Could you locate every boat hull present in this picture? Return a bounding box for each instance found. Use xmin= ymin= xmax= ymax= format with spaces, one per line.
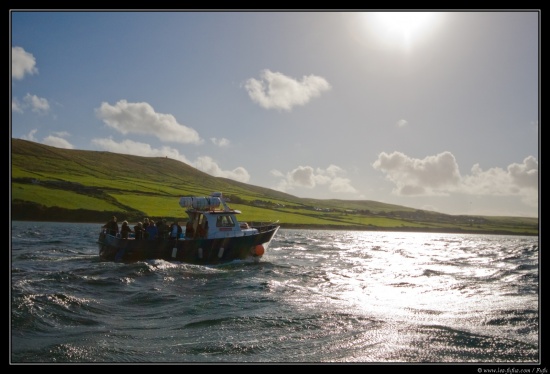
xmin=98 ymin=225 xmax=279 ymax=264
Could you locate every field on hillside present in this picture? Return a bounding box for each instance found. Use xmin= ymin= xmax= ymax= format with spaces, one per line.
xmin=11 ymin=139 xmax=539 ymax=236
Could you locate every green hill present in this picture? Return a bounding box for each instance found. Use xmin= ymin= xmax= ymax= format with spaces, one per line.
xmin=10 ymin=138 xmax=538 ymax=236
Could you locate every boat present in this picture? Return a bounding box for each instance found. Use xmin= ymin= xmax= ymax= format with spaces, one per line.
xmin=98 ymin=192 xmax=280 ymax=264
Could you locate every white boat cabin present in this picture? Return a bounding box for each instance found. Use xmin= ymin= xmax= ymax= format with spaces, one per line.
xmin=180 ymin=192 xmax=259 ymax=240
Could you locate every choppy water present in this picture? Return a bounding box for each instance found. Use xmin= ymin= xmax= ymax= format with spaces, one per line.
xmin=11 ymin=221 xmax=540 ymax=364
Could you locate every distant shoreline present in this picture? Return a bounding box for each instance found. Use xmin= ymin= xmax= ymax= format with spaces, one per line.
xmin=278 ymin=223 xmax=538 ymax=236
xmin=11 ymin=219 xmax=538 ymax=237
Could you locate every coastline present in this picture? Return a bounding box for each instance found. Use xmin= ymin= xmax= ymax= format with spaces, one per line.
xmin=10 ymin=219 xmax=539 ymax=237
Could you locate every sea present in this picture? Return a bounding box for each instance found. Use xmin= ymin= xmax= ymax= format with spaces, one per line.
xmin=10 ymin=221 xmax=542 ymax=367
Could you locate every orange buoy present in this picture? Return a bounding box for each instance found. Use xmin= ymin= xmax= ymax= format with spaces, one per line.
xmin=254 ymin=245 xmax=265 ymax=256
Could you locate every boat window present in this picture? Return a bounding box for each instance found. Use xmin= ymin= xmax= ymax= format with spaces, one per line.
xmin=216 ymin=215 xmax=235 ymax=227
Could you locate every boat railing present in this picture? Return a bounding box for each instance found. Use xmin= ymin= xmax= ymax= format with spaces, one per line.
xmin=250 ymin=221 xmax=280 ymax=232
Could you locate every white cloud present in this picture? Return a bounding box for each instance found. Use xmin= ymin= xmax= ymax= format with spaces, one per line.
xmin=328 ymin=177 xmax=357 ymax=193
xmin=270 ymin=169 xmax=285 ymax=178
xmin=20 ymin=129 xmax=39 ymax=142
xmin=289 ymin=166 xmax=316 ymax=188
xmin=12 ymin=93 xmax=50 ymax=115
xmin=324 ymin=165 xmax=346 ymax=178
xmin=20 ymin=129 xmax=74 ymax=149
xmin=315 ymin=165 xmax=358 ymax=193
xmin=90 ymin=138 xmax=250 ymax=183
xmin=24 ymin=93 xmax=50 ymax=114
xmin=462 ymin=156 xmax=538 ymax=195
xmin=508 ymin=156 xmax=538 ymax=189
xmin=194 ymin=156 xmax=250 ymax=183
xmin=12 ymin=46 xmax=38 ymax=80
xmin=12 ymin=98 xmax=23 ymax=113
xmin=43 ymin=136 xmax=74 ymax=149
xmin=210 ymin=137 xmax=230 ymax=147
xmin=244 ymin=69 xmax=331 ymax=111
xmin=372 ymin=151 xmax=461 ymax=196
xmin=11 ymin=47 xmax=50 ymax=116
xmin=52 ymin=131 xmax=71 ymax=138
xmin=95 ymin=100 xmax=202 ymax=145
xmin=396 ymin=119 xmax=408 ymax=127
xmin=91 ymin=137 xmax=193 ymax=163
xmin=373 ymin=151 xmax=539 ymax=207
xmin=274 ymin=164 xmax=357 ymax=194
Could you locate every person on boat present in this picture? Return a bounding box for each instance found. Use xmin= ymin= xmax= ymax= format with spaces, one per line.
xmin=156 ymin=218 xmax=168 ymax=240
xmin=185 ymin=221 xmax=194 ymax=238
xmin=145 ymin=220 xmax=158 ymax=240
xmin=196 ymin=220 xmax=208 ymax=238
xmin=133 ymin=222 xmax=145 ymax=240
xmin=120 ymin=221 xmax=133 ymax=239
xmin=142 ymin=218 xmax=150 ymax=239
xmin=169 ymin=221 xmax=182 ymax=239
xmin=103 ymin=216 xmax=119 ymax=236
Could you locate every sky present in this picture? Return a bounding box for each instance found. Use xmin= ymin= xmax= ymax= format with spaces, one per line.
xmin=10 ymin=10 xmax=539 ymax=218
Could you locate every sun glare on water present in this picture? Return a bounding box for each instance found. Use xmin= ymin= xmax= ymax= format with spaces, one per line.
xmin=359 ymin=12 xmax=442 ymax=51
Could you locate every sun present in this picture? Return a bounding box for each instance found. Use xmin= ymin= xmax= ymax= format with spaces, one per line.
xmin=359 ymin=12 xmax=441 ymax=51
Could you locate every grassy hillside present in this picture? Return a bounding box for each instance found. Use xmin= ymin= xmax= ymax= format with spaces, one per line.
xmin=11 ymin=139 xmax=538 ymax=236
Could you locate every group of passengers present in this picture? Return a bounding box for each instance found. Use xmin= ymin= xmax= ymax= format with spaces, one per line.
xmin=102 ymin=216 xmax=183 ymax=240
